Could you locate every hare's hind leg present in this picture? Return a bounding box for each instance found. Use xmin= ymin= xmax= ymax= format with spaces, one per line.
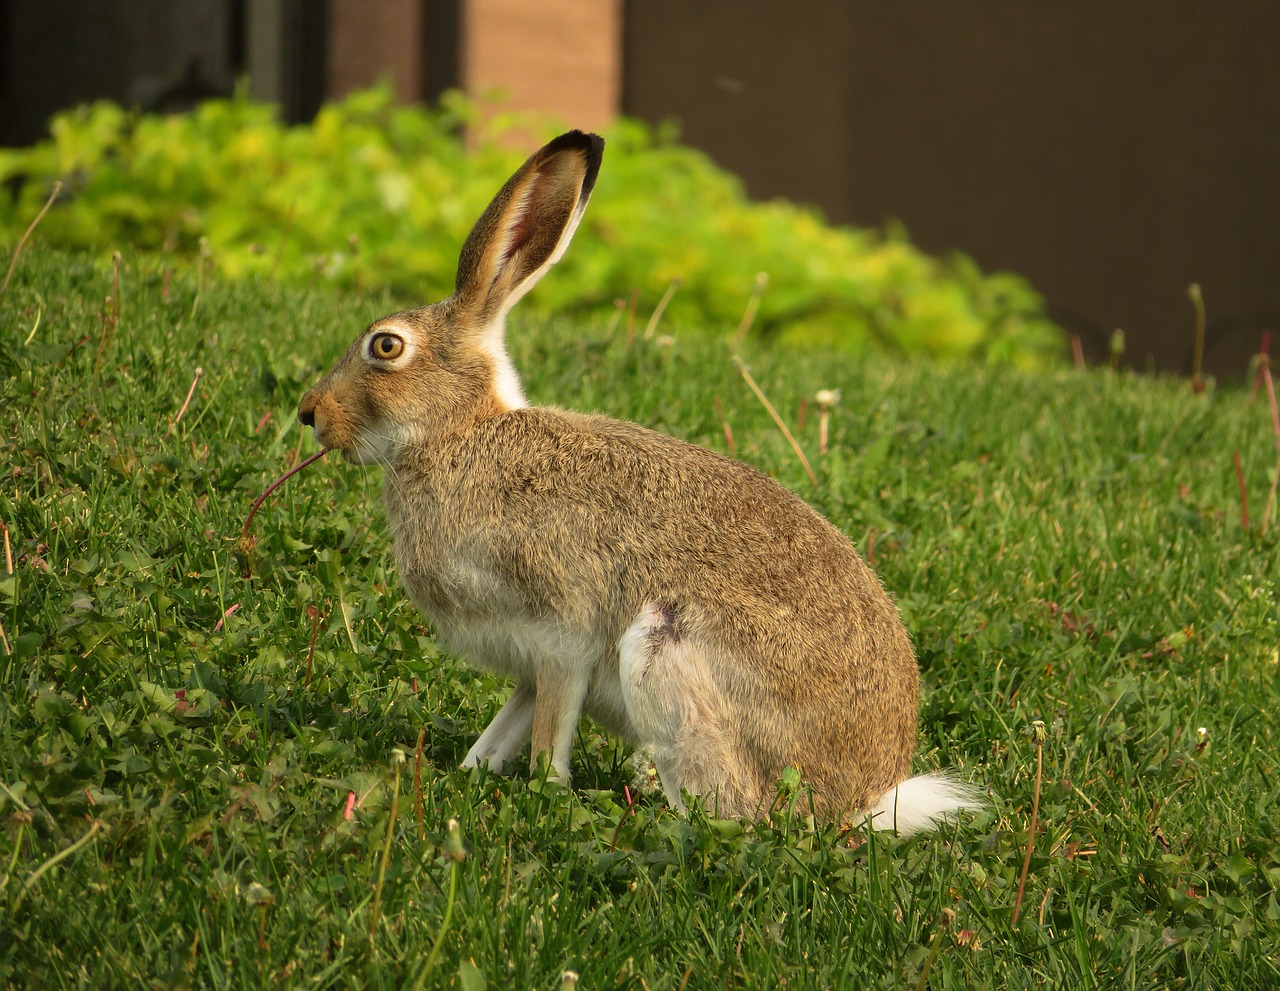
xmin=529 ymin=662 xmax=591 ymax=781
xmin=462 ymin=681 xmax=536 ymax=771
xmin=619 ymin=603 xmax=752 ymax=815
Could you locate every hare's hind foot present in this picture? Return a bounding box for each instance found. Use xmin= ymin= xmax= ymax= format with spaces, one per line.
xmin=619 ymin=602 xmax=758 ymax=816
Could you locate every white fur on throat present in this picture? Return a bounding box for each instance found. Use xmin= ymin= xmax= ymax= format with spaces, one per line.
xmin=862 ymin=773 xmax=985 ymax=837
xmin=479 ymin=315 xmax=529 ymax=410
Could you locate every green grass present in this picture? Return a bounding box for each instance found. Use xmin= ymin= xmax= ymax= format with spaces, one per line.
xmin=1 ymin=248 xmax=1278 ymax=989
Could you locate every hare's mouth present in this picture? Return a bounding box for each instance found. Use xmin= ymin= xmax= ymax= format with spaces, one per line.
xmin=304 ymin=418 xmax=392 ymax=466
xmin=341 ymin=444 xmax=382 ymax=466
xmin=339 ymin=426 xmax=403 ymax=466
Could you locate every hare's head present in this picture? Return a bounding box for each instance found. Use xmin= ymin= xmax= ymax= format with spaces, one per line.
xmin=299 ymin=131 xmax=604 ymax=464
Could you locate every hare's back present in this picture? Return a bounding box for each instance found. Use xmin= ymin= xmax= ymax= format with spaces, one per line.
xmin=468 ymin=408 xmax=908 ymax=668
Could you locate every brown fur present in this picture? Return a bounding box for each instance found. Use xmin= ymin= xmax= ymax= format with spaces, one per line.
xmin=299 ymin=131 xmax=927 ymax=821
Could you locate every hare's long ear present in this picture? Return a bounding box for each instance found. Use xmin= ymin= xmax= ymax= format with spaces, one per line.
xmin=454 ymin=130 xmax=604 ymax=327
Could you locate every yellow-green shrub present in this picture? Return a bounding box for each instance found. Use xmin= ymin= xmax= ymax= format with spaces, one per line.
xmin=0 ymin=85 xmax=1063 ymax=364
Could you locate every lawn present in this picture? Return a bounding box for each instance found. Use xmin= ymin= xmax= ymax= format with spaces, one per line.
xmin=1 ymin=248 xmax=1277 ymax=989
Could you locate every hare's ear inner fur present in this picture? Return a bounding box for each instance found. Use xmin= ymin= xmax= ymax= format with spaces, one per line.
xmin=454 ymin=130 xmax=604 ymax=326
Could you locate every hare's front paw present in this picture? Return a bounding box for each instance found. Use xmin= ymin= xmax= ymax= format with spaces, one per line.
xmin=461 ymin=683 xmax=536 ymax=772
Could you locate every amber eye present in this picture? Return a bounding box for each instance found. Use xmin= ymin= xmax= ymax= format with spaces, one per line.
xmin=368 ymin=332 xmax=405 ymax=361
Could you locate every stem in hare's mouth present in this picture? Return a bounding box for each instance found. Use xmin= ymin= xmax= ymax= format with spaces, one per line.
xmin=242 ymin=448 xmax=329 ymax=541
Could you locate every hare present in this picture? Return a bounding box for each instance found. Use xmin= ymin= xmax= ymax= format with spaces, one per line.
xmin=299 ymin=131 xmax=979 ymax=833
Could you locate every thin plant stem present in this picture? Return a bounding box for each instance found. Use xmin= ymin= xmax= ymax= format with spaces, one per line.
xmin=1249 ymin=331 xmax=1271 ymax=400
xmin=242 ymin=448 xmax=329 ymax=541
xmin=912 ymin=909 xmax=955 ymax=991
xmin=1 ymin=520 xmax=11 ymax=574
xmin=1233 ymin=450 xmax=1250 ymax=529
xmin=164 ymin=367 xmax=205 ymax=439
xmin=1038 ymin=887 xmax=1054 ymax=926
xmin=1071 ymin=334 xmax=1085 ymax=370
xmin=734 ymin=272 xmax=769 ymax=346
xmin=112 ymin=252 xmax=122 ymax=327
xmin=1 ymin=180 xmax=62 ymax=294
xmin=643 ymin=278 xmax=680 ymax=340
xmin=94 ymin=295 xmax=116 ymax=374
xmin=191 ymin=239 xmax=210 ymax=320
xmin=13 ymin=820 xmax=102 ymax=914
xmin=0 ymin=821 xmax=25 ymax=892
xmin=417 ymin=820 xmax=465 ymax=984
xmin=712 ymin=396 xmax=735 ymax=457
xmin=814 ymin=390 xmax=838 ymax=456
xmin=1188 ymin=284 xmax=1206 ymax=392
xmin=338 ymin=584 xmax=357 ymax=652
xmin=1262 ymin=362 xmax=1280 ymax=452
xmin=1261 ymin=458 xmax=1280 ymax=534
xmin=417 ymin=859 xmax=459 ymax=982
xmin=271 ymin=202 xmax=296 ymax=282
xmin=1012 ymin=722 xmax=1046 ymax=926
xmin=732 ymin=357 xmax=818 ymax=487
xmin=303 ymin=605 xmax=320 ymax=688
xmin=624 ymin=288 xmax=639 ymax=347
xmin=23 ymin=306 xmax=42 ymax=346
xmin=368 ymin=756 xmax=402 ymax=943
xmin=257 ymin=903 xmax=270 ymax=951
xmin=289 ymin=422 xmax=306 ymax=467
xmin=1108 ymin=329 xmax=1125 ymax=371
xmin=414 ymin=726 xmax=427 ymax=840
xmin=603 ymin=298 xmax=625 ymax=338
xmin=609 ymin=786 xmax=637 ymax=852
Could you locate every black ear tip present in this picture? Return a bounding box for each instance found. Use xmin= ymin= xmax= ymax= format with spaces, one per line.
xmin=545 ymin=129 xmax=604 ymax=154
xmin=543 ymin=130 xmax=605 ymax=195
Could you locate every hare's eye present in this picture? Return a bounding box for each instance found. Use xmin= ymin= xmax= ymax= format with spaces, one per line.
xmin=368 ymin=332 xmax=405 ymax=361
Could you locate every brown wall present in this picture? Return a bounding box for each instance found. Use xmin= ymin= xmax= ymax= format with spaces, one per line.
xmin=329 ymin=0 xmax=423 ymax=103
xmin=624 ymin=2 xmax=1280 ymax=374
xmin=326 ymin=0 xmax=622 ymax=142
xmin=461 ymin=0 xmax=621 ymax=135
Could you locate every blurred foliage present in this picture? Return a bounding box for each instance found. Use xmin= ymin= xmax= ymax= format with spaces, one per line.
xmin=0 ymin=84 xmax=1064 ymax=364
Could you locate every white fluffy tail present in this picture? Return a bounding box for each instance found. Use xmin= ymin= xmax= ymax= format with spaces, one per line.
xmin=862 ymin=773 xmax=985 ymax=837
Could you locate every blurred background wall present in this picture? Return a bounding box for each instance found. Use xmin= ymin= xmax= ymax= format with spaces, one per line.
xmin=2 ymin=0 xmax=1277 ymax=375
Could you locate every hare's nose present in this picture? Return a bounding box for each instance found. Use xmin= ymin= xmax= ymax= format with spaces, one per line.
xmin=299 ymin=391 xmax=317 ymax=428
